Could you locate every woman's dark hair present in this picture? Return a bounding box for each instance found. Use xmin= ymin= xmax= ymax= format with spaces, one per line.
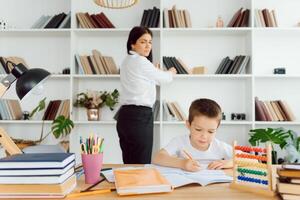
xmin=127 ymin=26 xmax=153 ymax=62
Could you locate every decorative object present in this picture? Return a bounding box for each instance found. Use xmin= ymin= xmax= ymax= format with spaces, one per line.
xmin=74 ymin=89 xmax=119 ymax=121
xmin=273 ymin=67 xmax=286 ymax=74
xmin=216 ymin=16 xmax=224 ymax=27
xmin=249 ymin=128 xmax=300 ymax=163
xmin=231 ymin=113 xmax=246 ymax=120
xmin=93 ymin=0 xmax=138 ymax=9
xmin=192 ymin=66 xmax=207 ymax=74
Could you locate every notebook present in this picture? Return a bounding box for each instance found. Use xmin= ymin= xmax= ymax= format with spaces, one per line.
xmin=0 ymin=153 xmax=75 ymax=169
xmin=113 ymin=168 xmax=173 ymax=196
xmin=103 ymin=165 xmax=233 ymax=188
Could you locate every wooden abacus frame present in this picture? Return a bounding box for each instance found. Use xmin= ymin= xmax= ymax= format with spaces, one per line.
xmin=230 ymin=141 xmax=275 ymax=196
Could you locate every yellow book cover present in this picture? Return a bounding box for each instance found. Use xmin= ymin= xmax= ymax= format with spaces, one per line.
xmin=114 ymin=168 xmax=173 ymax=196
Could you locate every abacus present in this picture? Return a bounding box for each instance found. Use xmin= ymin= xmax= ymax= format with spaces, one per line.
xmin=230 ymin=141 xmax=275 ymax=196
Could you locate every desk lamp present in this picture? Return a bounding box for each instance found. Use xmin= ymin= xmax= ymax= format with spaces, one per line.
xmin=0 ymin=61 xmax=50 ymax=155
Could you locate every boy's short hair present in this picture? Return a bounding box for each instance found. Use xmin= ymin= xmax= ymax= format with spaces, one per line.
xmin=188 ymin=98 xmax=222 ymax=125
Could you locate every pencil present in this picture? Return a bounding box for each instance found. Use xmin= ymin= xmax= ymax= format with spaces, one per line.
xmin=182 ymin=149 xmax=200 ymax=167
xmin=67 ymin=189 xmax=111 ymax=198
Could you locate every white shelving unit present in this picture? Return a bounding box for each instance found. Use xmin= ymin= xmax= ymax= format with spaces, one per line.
xmin=1 ymin=0 xmax=300 ymax=163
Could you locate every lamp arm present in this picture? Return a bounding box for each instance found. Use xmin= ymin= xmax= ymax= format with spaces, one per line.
xmin=0 ymin=127 xmax=22 ymax=155
xmin=0 ymin=74 xmax=17 ymax=97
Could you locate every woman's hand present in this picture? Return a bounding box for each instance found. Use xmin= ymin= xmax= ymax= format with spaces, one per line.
xmin=207 ymin=160 xmax=232 ymax=170
xmin=182 ymin=159 xmax=201 ymax=172
xmin=168 ymin=67 xmax=177 ymax=75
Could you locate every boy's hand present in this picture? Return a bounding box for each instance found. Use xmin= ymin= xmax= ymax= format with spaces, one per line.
xmin=182 ymin=159 xmax=201 ymax=172
xmin=207 ymin=160 xmax=230 ymax=170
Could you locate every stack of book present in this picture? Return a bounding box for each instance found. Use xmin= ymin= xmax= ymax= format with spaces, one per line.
xmin=255 ymin=9 xmax=278 ymax=27
xmin=255 ymin=97 xmax=295 ymax=121
xmin=0 ymin=153 xmax=76 ymax=198
xmin=75 ymin=50 xmax=118 ymax=75
xmin=140 ymin=7 xmax=160 ymax=28
xmin=76 ymin=12 xmax=115 ymax=28
xmin=163 ymin=5 xmax=192 ymax=28
xmin=227 ymin=8 xmax=250 ymax=27
xmin=163 ymin=100 xmax=187 ymax=121
xmin=0 ymin=99 xmax=22 ymax=120
xmin=277 ymin=164 xmax=300 ymax=200
xmin=0 ymin=56 xmax=28 ymax=74
xmin=31 ymin=12 xmax=71 ymax=29
xmin=163 ymin=56 xmax=190 ymax=74
xmin=215 ymin=55 xmax=250 ymax=74
xmin=42 ymin=99 xmax=70 ymax=120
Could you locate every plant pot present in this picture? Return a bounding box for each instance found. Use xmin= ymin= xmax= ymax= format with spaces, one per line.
xmin=87 ymin=108 xmax=100 ymax=121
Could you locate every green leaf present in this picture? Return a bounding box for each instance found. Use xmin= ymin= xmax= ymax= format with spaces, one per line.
xmin=29 ymin=98 xmax=46 ymax=118
xmin=51 ymin=115 xmax=74 ymax=139
xmin=248 ymin=128 xmax=290 ymax=149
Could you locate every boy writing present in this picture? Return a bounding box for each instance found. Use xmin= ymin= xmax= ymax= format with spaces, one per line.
xmin=153 ymin=98 xmax=233 ymax=172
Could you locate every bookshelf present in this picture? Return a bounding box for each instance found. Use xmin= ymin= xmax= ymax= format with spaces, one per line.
xmin=1 ymin=0 xmax=300 ymax=163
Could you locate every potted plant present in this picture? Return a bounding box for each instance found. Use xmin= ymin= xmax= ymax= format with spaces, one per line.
xmin=13 ymin=98 xmax=74 ymax=152
xmin=74 ymin=89 xmax=119 ymax=121
xmin=249 ymin=128 xmax=300 ymax=164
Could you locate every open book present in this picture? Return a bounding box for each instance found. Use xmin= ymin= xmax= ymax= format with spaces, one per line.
xmin=102 ymin=165 xmax=233 ymax=188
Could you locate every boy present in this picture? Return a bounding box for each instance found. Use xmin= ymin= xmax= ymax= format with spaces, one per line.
xmin=153 ymin=98 xmax=233 ymax=172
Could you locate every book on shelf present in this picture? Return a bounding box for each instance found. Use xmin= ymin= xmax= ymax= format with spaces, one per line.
xmin=0 ymin=56 xmax=28 ymax=74
xmin=42 ymin=99 xmax=70 ymax=120
xmin=163 ymin=56 xmax=189 ymax=74
xmin=255 ymin=9 xmax=278 ymax=27
xmin=140 ymin=7 xmax=160 ymax=28
xmin=0 ymin=153 xmax=75 ymax=169
xmin=215 ymin=55 xmax=250 ymax=74
xmin=0 ymin=99 xmax=22 ymax=120
xmin=227 ymin=8 xmax=250 ymax=27
xmin=0 ymin=174 xmax=76 ymax=198
xmin=255 ymin=97 xmax=295 ymax=121
xmin=75 ymin=50 xmax=118 ymax=75
xmin=113 ymin=168 xmax=173 ymax=196
xmin=163 ymin=5 xmax=192 ymax=28
xmin=76 ymin=12 xmax=115 ymax=28
xmin=31 ymin=12 xmax=70 ymax=29
xmin=152 ymin=100 xmax=160 ymax=121
xmin=163 ymin=100 xmax=186 ymax=121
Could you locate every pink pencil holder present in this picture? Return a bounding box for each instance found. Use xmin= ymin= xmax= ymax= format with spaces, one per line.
xmin=81 ymin=153 xmax=103 ymax=184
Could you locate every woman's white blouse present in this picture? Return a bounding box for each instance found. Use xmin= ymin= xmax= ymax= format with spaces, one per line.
xmin=120 ymin=51 xmax=173 ymax=108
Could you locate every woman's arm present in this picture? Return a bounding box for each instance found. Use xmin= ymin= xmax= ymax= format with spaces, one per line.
xmin=140 ymin=57 xmax=176 ymax=84
xmin=152 ymin=149 xmax=200 ymax=172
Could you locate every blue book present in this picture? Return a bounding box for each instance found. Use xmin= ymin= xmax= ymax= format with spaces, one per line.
xmin=0 ymin=153 xmax=75 ymax=169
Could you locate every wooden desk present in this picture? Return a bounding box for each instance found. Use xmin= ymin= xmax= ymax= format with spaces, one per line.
xmin=66 ymin=164 xmax=280 ymax=200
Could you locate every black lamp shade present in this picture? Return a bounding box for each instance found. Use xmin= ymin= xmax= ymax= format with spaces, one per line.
xmin=15 ymin=68 xmax=50 ymax=99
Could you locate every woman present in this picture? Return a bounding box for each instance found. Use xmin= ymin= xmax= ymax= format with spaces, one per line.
xmin=116 ymin=26 xmax=176 ymax=164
